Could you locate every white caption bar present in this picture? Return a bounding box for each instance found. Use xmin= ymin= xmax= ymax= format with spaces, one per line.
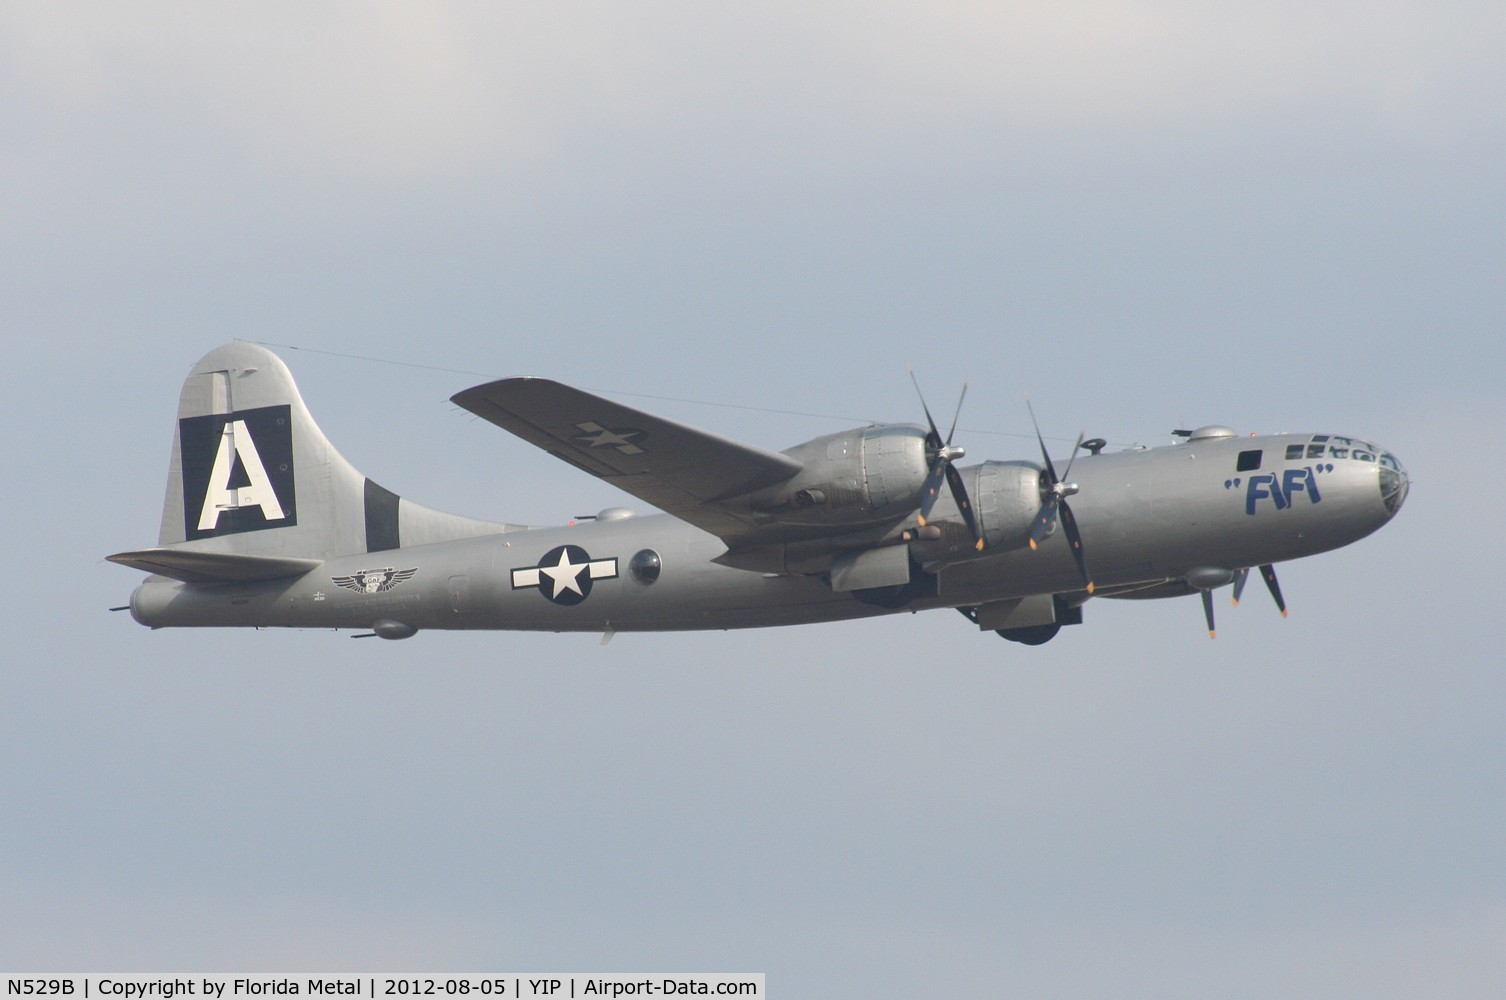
xmin=2 ymin=977 xmax=764 ymax=1000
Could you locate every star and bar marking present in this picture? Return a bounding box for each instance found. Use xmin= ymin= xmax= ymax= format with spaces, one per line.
xmin=573 ymin=421 xmax=645 ymax=455
xmin=512 ymin=545 xmax=619 ymax=605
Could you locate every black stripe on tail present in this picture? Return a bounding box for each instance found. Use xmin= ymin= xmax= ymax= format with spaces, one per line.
xmin=364 ymin=479 xmax=401 ymax=552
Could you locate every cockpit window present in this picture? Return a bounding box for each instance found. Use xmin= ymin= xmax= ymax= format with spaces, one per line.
xmin=1236 ymin=449 xmax=1263 ymax=472
xmin=1305 ymin=434 xmax=1386 ymax=464
xmin=1285 ymin=444 xmax=1305 ymax=460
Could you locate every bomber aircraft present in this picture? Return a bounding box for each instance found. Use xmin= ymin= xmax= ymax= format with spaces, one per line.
xmin=109 ymin=343 xmax=1408 ymax=644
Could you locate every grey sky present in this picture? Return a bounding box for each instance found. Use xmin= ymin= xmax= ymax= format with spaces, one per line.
xmin=3 ymin=4 xmax=1503 ymax=996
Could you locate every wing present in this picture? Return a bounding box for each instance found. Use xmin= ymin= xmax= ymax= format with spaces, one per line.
xmin=451 ymin=377 xmax=803 ymax=541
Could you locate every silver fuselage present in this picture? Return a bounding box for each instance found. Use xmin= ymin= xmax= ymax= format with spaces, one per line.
xmin=129 ymin=431 xmax=1405 ymax=634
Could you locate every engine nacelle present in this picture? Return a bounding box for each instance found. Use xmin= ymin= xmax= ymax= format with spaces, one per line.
xmin=751 ymin=431 xmax=1044 ymax=553
xmin=760 ymin=424 xmax=931 ymax=521
xmin=902 ymin=460 xmax=1042 ymax=563
xmin=857 ymin=424 xmax=931 ymax=510
xmin=967 ymin=460 xmax=1044 ymax=550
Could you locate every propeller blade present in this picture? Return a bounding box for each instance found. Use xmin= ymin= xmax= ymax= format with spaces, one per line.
xmin=909 ymin=367 xmax=943 ymax=449
xmin=1026 ymin=399 xmax=1061 ymax=486
xmin=945 ymin=382 xmax=968 ymax=446
xmin=917 ymin=458 xmax=948 ymax=524
xmin=909 ymin=369 xmax=972 ymax=539
xmin=1059 ymin=431 xmax=1087 ymax=484
xmin=945 ymin=461 xmax=985 ymax=551
xmin=1232 ymin=565 xmax=1287 ymax=617
xmin=1025 ymin=400 xmax=1093 ymax=592
xmin=1029 ymin=493 xmax=1059 ymax=550
xmin=1201 ymin=589 xmax=1217 ymax=639
xmin=1057 ymin=499 xmax=1094 ymax=594
xmin=1260 ymin=564 xmax=1288 ymax=617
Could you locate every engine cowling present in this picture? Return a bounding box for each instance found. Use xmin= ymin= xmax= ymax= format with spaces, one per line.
xmin=901 ymin=460 xmax=1042 ymax=562
xmin=857 ymin=424 xmax=930 ymax=511
xmin=967 ymin=460 xmax=1043 ymax=550
xmin=761 ymin=424 xmax=932 ymax=521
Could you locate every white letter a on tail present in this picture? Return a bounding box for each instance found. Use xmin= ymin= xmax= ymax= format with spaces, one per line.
xmin=198 ymin=419 xmax=287 ymax=530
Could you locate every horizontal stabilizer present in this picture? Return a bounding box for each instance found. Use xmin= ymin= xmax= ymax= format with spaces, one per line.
xmin=107 ymin=548 xmax=322 ymax=584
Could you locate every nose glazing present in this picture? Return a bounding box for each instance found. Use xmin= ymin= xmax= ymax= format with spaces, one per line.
xmin=1379 ymin=451 xmax=1408 ymax=516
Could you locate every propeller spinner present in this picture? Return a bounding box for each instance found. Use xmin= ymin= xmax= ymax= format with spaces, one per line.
xmin=910 ymin=369 xmax=984 ymax=551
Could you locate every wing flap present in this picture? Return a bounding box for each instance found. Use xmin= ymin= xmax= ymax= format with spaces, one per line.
xmin=452 ymin=378 xmax=803 ymax=538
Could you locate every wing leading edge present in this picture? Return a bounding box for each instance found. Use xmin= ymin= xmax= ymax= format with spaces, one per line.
xmin=452 ymin=378 xmax=803 ymax=541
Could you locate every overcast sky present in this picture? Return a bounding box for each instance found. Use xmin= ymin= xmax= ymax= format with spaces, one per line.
xmin=3 ymin=3 xmax=1503 ymax=996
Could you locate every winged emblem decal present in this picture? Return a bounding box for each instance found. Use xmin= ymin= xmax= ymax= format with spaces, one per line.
xmin=331 ymin=567 xmax=418 ymax=594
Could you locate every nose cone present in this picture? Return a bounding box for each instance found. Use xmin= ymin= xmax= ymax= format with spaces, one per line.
xmin=1379 ymin=450 xmax=1408 ymax=517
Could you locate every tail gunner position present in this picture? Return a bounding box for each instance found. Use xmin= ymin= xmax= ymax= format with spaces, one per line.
xmin=109 ymin=343 xmax=1407 ymax=644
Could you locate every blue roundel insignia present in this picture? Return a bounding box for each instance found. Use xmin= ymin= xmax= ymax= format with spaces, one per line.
xmin=511 ymin=545 xmax=619 ymax=605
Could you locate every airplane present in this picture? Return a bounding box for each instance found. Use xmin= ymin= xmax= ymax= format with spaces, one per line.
xmin=108 ymin=342 xmax=1409 ymax=644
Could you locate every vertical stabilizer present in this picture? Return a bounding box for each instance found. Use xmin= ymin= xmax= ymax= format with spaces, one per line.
xmin=157 ymin=342 xmax=363 ymax=556
xmin=109 ymin=342 xmax=510 ymax=579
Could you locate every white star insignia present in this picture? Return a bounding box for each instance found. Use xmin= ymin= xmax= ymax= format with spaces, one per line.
xmin=573 ymin=421 xmax=645 ymax=455
xmin=511 ymin=546 xmax=620 ymax=604
xmin=540 ymin=547 xmax=589 ymax=598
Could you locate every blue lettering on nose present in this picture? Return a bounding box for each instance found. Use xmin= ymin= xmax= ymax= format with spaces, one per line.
xmin=1245 ymin=467 xmax=1322 ymax=515
xmin=1246 ymin=474 xmax=1285 ymax=515
xmin=1286 ymin=467 xmax=1322 ymax=505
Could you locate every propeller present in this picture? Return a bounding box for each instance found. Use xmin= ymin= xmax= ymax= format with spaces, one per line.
xmin=1192 ymin=565 xmax=1285 ymax=639
xmin=1233 ymin=564 xmax=1288 ymax=617
xmin=910 ymin=368 xmax=984 ymax=551
xmin=1026 ymin=400 xmax=1094 ymax=594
